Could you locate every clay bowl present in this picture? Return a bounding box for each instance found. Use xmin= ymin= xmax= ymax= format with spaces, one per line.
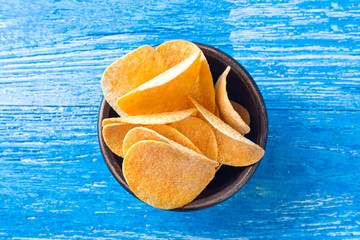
xmin=98 ymin=42 xmax=268 ymax=211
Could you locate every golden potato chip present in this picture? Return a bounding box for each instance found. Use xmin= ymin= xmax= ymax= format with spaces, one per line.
xmin=123 ymin=127 xmax=171 ymax=155
xmin=230 ymin=100 xmax=250 ymax=126
xmin=123 ymin=126 xmax=201 ymax=155
xmin=101 ymin=45 xmax=166 ymax=117
xmin=215 ymin=66 xmax=250 ymax=135
xmin=193 ymin=53 xmax=216 ymax=113
xmin=145 ymin=125 xmax=202 ymax=154
xmin=103 ymin=108 xmax=196 ymax=127
xmin=155 ymin=40 xmax=199 ymax=68
xmin=117 ymin=51 xmax=201 ymax=115
xmin=102 ymin=123 xmax=141 ymax=157
xmin=214 ymin=103 xmax=220 ymax=117
xmin=123 ymin=140 xmax=218 ymax=209
xmin=156 ymin=40 xmax=215 ymax=113
xmin=190 ymin=97 xmax=264 ymax=166
xmin=170 ymin=117 xmax=218 ymax=160
xmin=109 ymin=108 xmax=197 ymax=125
xmin=102 ymin=117 xmax=123 ymax=127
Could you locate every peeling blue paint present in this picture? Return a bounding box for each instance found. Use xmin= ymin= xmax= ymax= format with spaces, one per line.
xmin=0 ymin=0 xmax=360 ymax=239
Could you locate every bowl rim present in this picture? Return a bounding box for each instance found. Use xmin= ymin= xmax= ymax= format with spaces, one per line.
xmin=97 ymin=42 xmax=268 ymax=211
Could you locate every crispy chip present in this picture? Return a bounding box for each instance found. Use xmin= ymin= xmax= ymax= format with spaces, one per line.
xmin=109 ymin=108 xmax=197 ymax=125
xmin=101 ymin=45 xmax=166 ymax=117
xmin=214 ymin=103 xmax=220 ymax=117
xmin=102 ymin=123 xmax=141 ymax=157
xmin=155 ymin=40 xmax=199 ymax=68
xmin=230 ymin=100 xmax=250 ymax=126
xmin=123 ymin=127 xmax=171 ymax=156
xmin=102 ymin=117 xmax=123 ymax=127
xmin=156 ymin=40 xmax=215 ymax=113
xmin=123 ymin=140 xmax=218 ymax=209
xmin=117 ymin=51 xmax=201 ymax=115
xmin=170 ymin=116 xmax=218 ymax=160
xmin=190 ymin=97 xmax=264 ymax=166
xmin=123 ymin=126 xmax=201 ymax=155
xmin=215 ymin=66 xmax=250 ymax=135
xmin=145 ymin=125 xmax=202 ymax=154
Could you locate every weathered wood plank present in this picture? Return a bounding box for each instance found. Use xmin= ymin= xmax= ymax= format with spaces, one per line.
xmin=1 ymin=0 xmax=359 ymax=238
xmin=0 ymin=40 xmax=359 ymax=110
xmin=0 ymin=106 xmax=359 ymax=238
xmin=0 ymin=0 xmax=359 ymax=110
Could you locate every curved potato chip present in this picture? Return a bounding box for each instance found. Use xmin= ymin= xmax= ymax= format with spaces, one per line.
xmin=117 ymin=51 xmax=201 ymax=115
xmin=123 ymin=140 xmax=218 ymax=209
xmin=230 ymin=100 xmax=250 ymax=126
xmin=193 ymin=52 xmax=216 ymax=113
xmin=102 ymin=123 xmax=141 ymax=157
xmin=190 ymin=97 xmax=264 ymax=167
xmin=111 ymin=108 xmax=197 ymax=125
xmin=123 ymin=126 xmax=201 ymax=155
xmin=215 ymin=66 xmax=250 ymax=135
xmin=156 ymin=40 xmax=215 ymax=113
xmin=155 ymin=40 xmax=199 ymax=68
xmin=170 ymin=117 xmax=218 ymax=160
xmin=145 ymin=125 xmax=202 ymax=154
xmin=101 ymin=45 xmax=166 ymax=117
xmin=102 ymin=117 xmax=123 ymax=127
xmin=214 ymin=103 xmax=220 ymax=117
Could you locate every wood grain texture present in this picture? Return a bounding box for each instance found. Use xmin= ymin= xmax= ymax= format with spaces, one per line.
xmin=1 ymin=107 xmax=359 ymax=238
xmin=1 ymin=0 xmax=359 ymax=110
xmin=1 ymin=0 xmax=359 ymax=238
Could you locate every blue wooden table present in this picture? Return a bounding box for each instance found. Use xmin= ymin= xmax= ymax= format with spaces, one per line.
xmin=1 ymin=0 xmax=359 ymax=239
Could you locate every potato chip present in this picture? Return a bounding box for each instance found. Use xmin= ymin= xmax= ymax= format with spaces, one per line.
xmin=109 ymin=108 xmax=197 ymax=125
xmin=145 ymin=125 xmax=202 ymax=154
xmin=123 ymin=140 xmax=218 ymax=209
xmin=215 ymin=66 xmax=250 ymax=135
xmin=102 ymin=117 xmax=123 ymax=127
xmin=156 ymin=40 xmax=215 ymax=113
xmin=192 ymin=53 xmax=216 ymax=113
xmin=117 ymin=51 xmax=201 ymax=115
xmin=155 ymin=40 xmax=199 ymax=68
xmin=123 ymin=126 xmax=201 ymax=155
xmin=190 ymin=97 xmax=264 ymax=166
xmin=101 ymin=45 xmax=166 ymax=117
xmin=102 ymin=123 xmax=141 ymax=157
xmin=123 ymin=127 xmax=171 ymax=155
xmin=230 ymin=100 xmax=250 ymax=126
xmin=214 ymin=103 xmax=220 ymax=117
xmin=170 ymin=116 xmax=218 ymax=160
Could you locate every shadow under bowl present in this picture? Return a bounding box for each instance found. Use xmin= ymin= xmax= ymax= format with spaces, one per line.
xmin=98 ymin=42 xmax=268 ymax=211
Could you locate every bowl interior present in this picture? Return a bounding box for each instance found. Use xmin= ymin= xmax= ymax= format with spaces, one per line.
xmin=98 ymin=43 xmax=268 ymax=211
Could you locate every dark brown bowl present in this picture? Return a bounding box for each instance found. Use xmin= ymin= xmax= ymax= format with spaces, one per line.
xmin=97 ymin=42 xmax=268 ymax=211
